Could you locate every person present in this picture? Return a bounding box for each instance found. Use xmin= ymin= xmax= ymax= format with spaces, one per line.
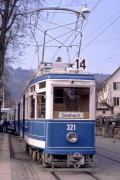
xmin=2 ymin=119 xmax=7 ymax=133
xmin=0 ymin=119 xmax=4 ymax=132
xmin=102 ymin=117 xmax=106 ymax=125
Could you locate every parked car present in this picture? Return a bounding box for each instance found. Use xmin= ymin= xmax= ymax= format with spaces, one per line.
xmin=107 ymin=118 xmax=120 ymax=126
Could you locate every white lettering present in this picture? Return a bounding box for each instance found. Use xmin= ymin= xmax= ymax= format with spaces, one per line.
xmin=67 ymin=124 xmax=76 ymax=131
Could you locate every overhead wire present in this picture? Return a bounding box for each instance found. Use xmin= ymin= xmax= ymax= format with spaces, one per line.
xmin=51 ymin=17 xmax=84 ymax=61
xmin=70 ymin=0 xmax=104 ymax=59
xmin=84 ymin=10 xmax=120 ymax=41
xmin=38 ymin=17 xmax=81 ymax=34
xmin=82 ymin=0 xmax=103 ymax=32
xmin=90 ymin=37 xmax=120 ymax=44
xmin=32 ymin=23 xmax=77 ymax=47
xmin=45 ymin=0 xmax=63 ymax=31
xmin=89 ymin=52 xmax=120 ymax=68
xmin=29 ymin=0 xmax=112 ymax=68
xmin=88 ymin=0 xmax=103 ymax=16
xmin=82 ymin=14 xmax=120 ymax=52
xmin=30 ymin=0 xmax=92 ymax=65
xmin=30 ymin=0 xmax=63 ymax=67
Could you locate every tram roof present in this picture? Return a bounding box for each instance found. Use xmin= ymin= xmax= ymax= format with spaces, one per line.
xmin=29 ymin=73 xmax=95 ymax=87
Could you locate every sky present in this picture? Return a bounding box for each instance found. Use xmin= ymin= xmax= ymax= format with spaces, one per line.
xmin=12 ymin=0 xmax=120 ymax=75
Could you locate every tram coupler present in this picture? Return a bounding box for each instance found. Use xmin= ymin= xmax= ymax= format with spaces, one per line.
xmin=67 ymin=152 xmax=84 ymax=168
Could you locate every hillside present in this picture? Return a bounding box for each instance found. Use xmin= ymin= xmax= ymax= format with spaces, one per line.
xmin=94 ymin=73 xmax=110 ymax=88
xmin=4 ymin=66 xmax=110 ymax=106
xmin=5 ymin=66 xmax=34 ymax=103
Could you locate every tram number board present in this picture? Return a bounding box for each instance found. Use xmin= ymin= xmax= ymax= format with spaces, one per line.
xmin=67 ymin=124 xmax=76 ymax=131
xmin=75 ymin=58 xmax=87 ymax=70
xmin=59 ymin=112 xmax=83 ymax=119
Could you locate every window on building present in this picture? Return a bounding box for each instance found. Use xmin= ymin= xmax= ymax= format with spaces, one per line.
xmin=37 ymin=92 xmax=46 ymax=118
xmin=113 ymin=82 xmax=120 ymax=90
xmin=53 ymin=87 xmax=90 ymax=119
xmin=113 ymin=97 xmax=120 ymax=106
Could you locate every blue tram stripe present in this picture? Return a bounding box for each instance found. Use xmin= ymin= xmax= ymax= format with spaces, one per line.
xmin=28 ymin=73 xmax=94 ymax=88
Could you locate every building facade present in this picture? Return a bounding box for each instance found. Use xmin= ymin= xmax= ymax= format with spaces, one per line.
xmin=97 ymin=67 xmax=120 ymax=116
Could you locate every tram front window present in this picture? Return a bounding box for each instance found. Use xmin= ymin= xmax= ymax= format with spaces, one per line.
xmin=53 ymin=87 xmax=90 ymax=119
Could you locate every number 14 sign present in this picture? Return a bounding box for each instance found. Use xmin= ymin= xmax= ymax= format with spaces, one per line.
xmin=74 ymin=58 xmax=87 ymax=71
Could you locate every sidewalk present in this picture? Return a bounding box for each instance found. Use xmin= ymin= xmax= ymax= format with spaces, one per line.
xmin=0 ymin=133 xmax=12 ymax=180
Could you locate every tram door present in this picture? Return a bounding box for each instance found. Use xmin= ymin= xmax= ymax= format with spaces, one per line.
xmin=23 ymin=95 xmax=25 ymax=138
xmin=18 ymin=103 xmax=20 ymax=134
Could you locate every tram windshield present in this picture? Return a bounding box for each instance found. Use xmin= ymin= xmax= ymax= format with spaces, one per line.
xmin=53 ymin=87 xmax=90 ymax=119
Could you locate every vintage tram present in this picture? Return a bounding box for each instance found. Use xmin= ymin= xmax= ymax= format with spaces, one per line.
xmin=15 ymin=59 xmax=96 ymax=168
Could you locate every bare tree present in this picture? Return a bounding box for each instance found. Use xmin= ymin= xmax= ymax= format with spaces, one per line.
xmin=97 ymin=84 xmax=114 ymax=114
xmin=0 ymin=0 xmax=44 ymax=77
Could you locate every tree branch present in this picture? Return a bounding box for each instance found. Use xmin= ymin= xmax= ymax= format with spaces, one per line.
xmin=7 ymin=0 xmax=18 ymax=23
xmin=6 ymin=14 xmax=17 ymax=32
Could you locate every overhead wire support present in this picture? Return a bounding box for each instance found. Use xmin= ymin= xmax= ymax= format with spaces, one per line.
xmin=30 ymin=5 xmax=90 ymax=65
xmin=41 ymin=30 xmax=47 ymax=64
xmin=78 ymin=20 xmax=84 ymax=58
xmin=32 ymin=7 xmax=86 ymax=19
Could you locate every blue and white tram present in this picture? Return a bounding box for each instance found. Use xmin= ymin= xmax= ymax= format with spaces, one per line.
xmin=0 ymin=108 xmax=15 ymax=132
xmin=18 ymin=61 xmax=96 ymax=168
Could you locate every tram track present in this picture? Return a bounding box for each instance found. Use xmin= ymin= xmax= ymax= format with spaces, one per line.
xmin=51 ymin=172 xmax=62 ymax=180
xmin=50 ymin=169 xmax=102 ymax=180
xmin=96 ymin=152 xmax=120 ymax=164
xmin=96 ymin=146 xmax=120 ymax=164
xmin=85 ymin=172 xmax=102 ymax=180
xmin=9 ymin=133 xmax=120 ymax=180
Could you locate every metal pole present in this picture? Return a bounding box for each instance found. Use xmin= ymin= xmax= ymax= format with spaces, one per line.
xmin=38 ymin=46 xmax=40 ymax=66
xmin=32 ymin=7 xmax=85 ymax=18
xmin=78 ymin=32 xmax=82 ymax=58
xmin=41 ymin=30 xmax=46 ymax=64
xmin=78 ymin=20 xmax=84 ymax=58
xmin=2 ymin=78 xmax=4 ymax=108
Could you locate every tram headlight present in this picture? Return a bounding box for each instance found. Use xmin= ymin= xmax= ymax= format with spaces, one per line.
xmin=66 ymin=132 xmax=78 ymax=143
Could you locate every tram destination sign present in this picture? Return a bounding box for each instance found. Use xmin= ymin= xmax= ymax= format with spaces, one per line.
xmin=59 ymin=112 xmax=83 ymax=119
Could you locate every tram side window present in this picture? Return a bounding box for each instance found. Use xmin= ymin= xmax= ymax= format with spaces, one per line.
xmin=25 ymin=98 xmax=29 ymax=119
xmin=30 ymin=95 xmax=35 ymax=118
xmin=53 ymin=87 xmax=90 ymax=119
xmin=37 ymin=92 xmax=46 ymax=118
xmin=20 ymin=103 xmax=23 ymax=120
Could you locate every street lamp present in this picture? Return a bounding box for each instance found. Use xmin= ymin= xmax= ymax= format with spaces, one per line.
xmin=82 ymin=4 xmax=90 ymax=14
xmin=77 ymin=4 xmax=90 ymax=58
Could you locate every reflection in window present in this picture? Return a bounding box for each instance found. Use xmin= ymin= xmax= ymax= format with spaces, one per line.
xmin=30 ymin=85 xmax=35 ymax=93
xmin=37 ymin=92 xmax=46 ymax=118
xmin=54 ymin=88 xmax=63 ymax=103
xmin=30 ymin=95 xmax=35 ymax=118
xmin=113 ymin=97 xmax=120 ymax=106
xmin=26 ymin=98 xmax=29 ymax=119
xmin=53 ymin=87 xmax=90 ymax=119
xmin=39 ymin=82 xmax=46 ymax=89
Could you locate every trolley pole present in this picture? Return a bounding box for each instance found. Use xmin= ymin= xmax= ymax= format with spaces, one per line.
xmin=41 ymin=30 xmax=47 ymax=64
